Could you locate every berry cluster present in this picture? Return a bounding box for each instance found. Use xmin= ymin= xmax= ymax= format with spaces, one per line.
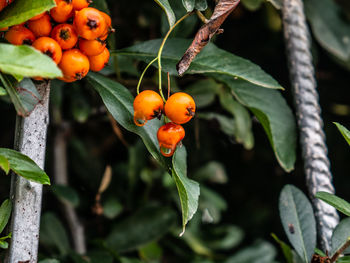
xmin=133 ymin=90 xmax=196 ymax=157
xmin=1 ymin=0 xmax=113 ymax=82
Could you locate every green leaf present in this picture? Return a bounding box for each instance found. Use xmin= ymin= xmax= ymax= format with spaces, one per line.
xmin=103 ymin=197 xmax=123 ymax=219
xmin=40 ymin=212 xmax=70 ymax=255
xmin=0 ymin=44 xmax=62 ymax=79
xmin=0 ymin=240 xmax=8 ymax=249
xmin=0 ymin=87 xmax=7 ymax=96
xmin=242 ymin=0 xmax=264 ymax=11
xmin=154 ymin=0 xmax=176 ymax=28
xmin=200 ymin=186 xmax=227 ymax=223
xmin=0 ymin=155 xmax=10 ymax=174
xmin=186 ymin=79 xmax=219 ymax=108
xmin=172 ymin=147 xmax=200 ymax=235
xmin=139 ymin=242 xmax=163 ymax=262
xmin=117 ymin=38 xmax=283 ymax=89
xmin=0 ymin=199 xmax=12 ymax=234
xmin=224 ymin=241 xmax=277 ymax=263
xmin=51 ymin=185 xmax=80 ymax=207
xmin=279 ymin=185 xmax=316 ymax=263
xmin=206 ymin=225 xmax=244 ymax=250
xmin=0 ymin=0 xmax=55 ymax=28
xmin=0 ymin=75 xmax=42 ymax=117
xmin=316 ymin=192 xmax=350 ymax=217
xmin=218 ymin=87 xmax=254 ymax=150
xmin=182 ymin=0 xmax=195 ymax=12
xmin=266 ymin=0 xmax=282 ymax=9
xmin=86 ymin=72 xmax=171 ymax=171
xmin=338 ymin=256 xmax=350 ymax=263
xmin=197 ymin=112 xmax=236 ymax=139
xmin=305 ymin=0 xmax=350 ymax=63
xmin=195 ymin=0 xmax=207 ymax=11
xmin=215 ymin=76 xmax=296 ymax=172
xmin=334 ymin=122 xmax=350 ymax=146
xmin=193 ymin=161 xmax=228 ymax=184
xmin=39 ymin=259 xmax=60 ymax=263
xmin=0 ymin=148 xmax=50 ymax=185
xmin=331 ymin=218 xmax=350 ymax=257
xmin=271 ymin=233 xmax=294 ymax=263
xmin=106 ymin=204 xmax=176 ymax=252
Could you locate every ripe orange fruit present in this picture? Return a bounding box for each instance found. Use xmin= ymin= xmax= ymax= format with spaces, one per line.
xmin=133 ymin=90 xmax=164 ymax=127
xmin=88 ymin=47 xmax=109 ymax=72
xmin=74 ymin=7 xmax=106 ymax=40
xmin=72 ymin=0 xmax=91 ymax=10
xmin=51 ymin=0 xmax=73 ymax=23
xmin=27 ymin=13 xmax=52 ymax=37
xmin=164 ymin=92 xmax=196 ymax=124
xmin=78 ymin=38 xmax=106 ymax=56
xmin=32 ymin=37 xmax=62 ymax=64
xmin=29 ymin=12 xmax=45 ymax=21
xmin=58 ymin=49 xmax=89 ymax=82
xmin=0 ymin=0 xmax=7 ymax=12
xmin=51 ymin=23 xmax=78 ymax=50
xmin=157 ymin=122 xmax=185 ymax=157
xmin=99 ymin=11 xmax=114 ymax=38
xmin=5 ymin=26 xmax=36 ymax=45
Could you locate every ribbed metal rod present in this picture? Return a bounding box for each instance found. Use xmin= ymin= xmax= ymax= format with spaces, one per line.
xmin=6 ymin=82 xmax=50 ymax=263
xmin=282 ymin=0 xmax=339 ymax=252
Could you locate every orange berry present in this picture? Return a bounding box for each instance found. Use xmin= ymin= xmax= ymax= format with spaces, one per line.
xmin=50 ymin=0 xmax=73 ymax=23
xmin=88 ymin=47 xmax=109 ymax=72
xmin=51 ymin=24 xmax=78 ymax=50
xmin=58 ymin=49 xmax=89 ymax=82
xmin=0 ymin=0 xmax=6 ymax=12
xmin=0 ymin=26 xmax=8 ymax=31
xmin=32 ymin=37 xmax=62 ymax=64
xmin=72 ymin=0 xmax=91 ymax=10
xmin=5 ymin=26 xmax=36 ymax=45
xmin=99 ymin=11 xmax=114 ymax=38
xmin=133 ymin=90 xmax=164 ymax=127
xmin=74 ymin=7 xmax=106 ymax=40
xmin=157 ymin=122 xmax=185 ymax=157
xmin=27 ymin=13 xmax=52 ymax=37
xmin=29 ymin=12 xmax=45 ymax=21
xmin=164 ymin=92 xmax=196 ymax=124
xmin=78 ymin=37 xmax=105 ymax=56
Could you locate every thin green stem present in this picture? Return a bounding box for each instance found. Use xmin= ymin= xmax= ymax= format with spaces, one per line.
xmin=136 ymin=57 xmax=158 ymax=94
xmin=157 ymin=12 xmax=193 ymax=102
xmin=196 ymin=10 xmax=209 ymax=23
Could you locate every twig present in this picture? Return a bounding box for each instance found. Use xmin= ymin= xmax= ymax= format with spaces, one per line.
xmin=330 ymin=238 xmax=350 ymax=263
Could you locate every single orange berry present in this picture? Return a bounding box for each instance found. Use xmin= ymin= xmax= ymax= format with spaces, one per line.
xmin=50 ymin=0 xmax=73 ymax=23
xmin=74 ymin=7 xmax=106 ymax=40
xmin=78 ymin=37 xmax=105 ymax=56
xmin=164 ymin=92 xmax=196 ymax=124
xmin=32 ymin=37 xmax=62 ymax=64
xmin=5 ymin=26 xmax=36 ymax=45
xmin=157 ymin=122 xmax=185 ymax=157
xmin=99 ymin=11 xmax=114 ymax=38
xmin=58 ymin=49 xmax=89 ymax=82
xmin=29 ymin=12 xmax=46 ymax=21
xmin=133 ymin=90 xmax=164 ymax=127
xmin=27 ymin=13 xmax=52 ymax=37
xmin=88 ymin=47 xmax=109 ymax=72
xmin=72 ymin=0 xmax=91 ymax=10
xmin=51 ymin=24 xmax=78 ymax=50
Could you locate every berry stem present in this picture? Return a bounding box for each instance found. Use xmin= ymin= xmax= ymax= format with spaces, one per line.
xmin=136 ymin=57 xmax=158 ymax=95
xmin=157 ymin=12 xmax=193 ymax=102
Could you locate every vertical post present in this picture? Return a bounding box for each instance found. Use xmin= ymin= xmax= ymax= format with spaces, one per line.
xmin=6 ymin=82 xmax=50 ymax=263
xmin=282 ymin=0 xmax=339 ymax=251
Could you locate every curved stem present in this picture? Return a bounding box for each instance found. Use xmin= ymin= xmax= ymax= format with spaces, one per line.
xmin=157 ymin=12 xmax=193 ymax=102
xmin=136 ymin=57 xmax=158 ymax=94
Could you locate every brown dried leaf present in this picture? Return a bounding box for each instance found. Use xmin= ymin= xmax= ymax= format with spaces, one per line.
xmin=176 ymin=0 xmax=240 ymax=76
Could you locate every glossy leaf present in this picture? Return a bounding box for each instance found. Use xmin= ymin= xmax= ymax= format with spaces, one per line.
xmin=182 ymin=0 xmax=195 ymax=12
xmin=0 ymin=199 xmax=12 ymax=234
xmin=0 ymin=44 xmax=62 ymax=79
xmin=195 ymin=0 xmax=208 ymax=11
xmin=331 ymin=218 xmax=350 ymax=257
xmin=0 ymin=155 xmax=10 ymax=175
xmin=86 ymin=72 xmax=171 ymax=171
xmin=0 ymin=240 xmax=8 ymax=249
xmin=0 ymin=0 xmax=55 ymax=28
xmin=116 ymin=38 xmax=283 ymax=89
xmin=316 ymin=192 xmax=350 ymax=217
xmin=271 ymin=233 xmax=294 ymax=263
xmin=40 ymin=213 xmax=70 ymax=255
xmin=337 ymin=256 xmax=350 ymax=263
xmin=214 ymin=76 xmax=296 ymax=172
xmin=172 ymin=147 xmax=200 ymax=235
xmin=51 ymin=185 xmax=80 ymax=207
xmin=106 ymin=204 xmax=176 ymax=252
xmin=0 ymin=148 xmax=50 ymax=185
xmin=279 ymin=185 xmax=316 ymax=263
xmin=305 ymin=0 xmax=350 ymax=63
xmin=154 ymin=0 xmax=176 ymax=28
xmin=334 ymin=122 xmax=350 ymax=146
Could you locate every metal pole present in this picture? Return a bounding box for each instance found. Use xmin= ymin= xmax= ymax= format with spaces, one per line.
xmin=6 ymin=82 xmax=50 ymax=263
xmin=282 ymin=0 xmax=339 ymax=252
